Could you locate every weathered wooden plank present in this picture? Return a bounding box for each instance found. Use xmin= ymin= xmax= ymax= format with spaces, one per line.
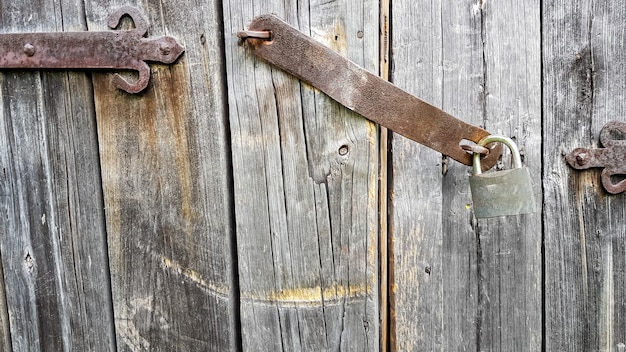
xmin=223 ymin=0 xmax=379 ymax=350
xmin=0 ymin=1 xmax=116 ymax=351
xmin=0 ymin=254 xmax=9 ymax=349
xmin=474 ymin=1 xmax=542 ymax=350
xmin=389 ymin=0 xmax=542 ymax=350
xmin=543 ymin=0 xmax=626 ymax=350
xmin=85 ymin=1 xmax=236 ymax=351
xmin=389 ymin=2 xmax=472 ymax=350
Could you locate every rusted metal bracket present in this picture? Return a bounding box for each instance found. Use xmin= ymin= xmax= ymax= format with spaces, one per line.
xmin=0 ymin=6 xmax=184 ymax=93
xmin=566 ymin=121 xmax=626 ymax=194
xmin=237 ymin=14 xmax=502 ymax=170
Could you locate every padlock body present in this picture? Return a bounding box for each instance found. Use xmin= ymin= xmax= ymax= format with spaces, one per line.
xmin=469 ymin=167 xmax=535 ymax=218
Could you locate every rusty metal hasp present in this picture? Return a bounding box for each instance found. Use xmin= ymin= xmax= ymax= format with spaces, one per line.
xmin=0 ymin=6 xmax=184 ymax=93
xmin=237 ymin=14 xmax=502 ymax=170
xmin=566 ymin=121 xmax=626 ymax=194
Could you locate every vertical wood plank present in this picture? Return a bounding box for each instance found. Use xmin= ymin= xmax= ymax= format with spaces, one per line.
xmin=0 ymin=1 xmax=115 ymax=351
xmin=543 ymin=1 xmax=626 ymax=350
xmin=389 ymin=0 xmax=542 ymax=350
xmin=475 ymin=1 xmax=542 ymax=350
xmin=223 ymin=0 xmax=380 ymax=350
xmin=389 ymin=1 xmax=473 ymax=350
xmin=85 ymin=1 xmax=236 ymax=351
xmin=0 ymin=255 xmax=9 ymax=349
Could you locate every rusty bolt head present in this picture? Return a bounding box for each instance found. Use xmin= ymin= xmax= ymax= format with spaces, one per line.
xmin=159 ymin=45 xmax=171 ymax=56
xmin=23 ymin=43 xmax=36 ymax=56
xmin=576 ymin=152 xmax=588 ymax=166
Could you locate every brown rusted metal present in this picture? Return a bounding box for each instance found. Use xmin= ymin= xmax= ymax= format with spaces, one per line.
xmin=237 ymin=14 xmax=502 ymax=170
xmin=566 ymin=121 xmax=626 ymax=194
xmin=462 ymin=144 xmax=490 ymax=155
xmin=0 ymin=6 xmax=184 ymax=93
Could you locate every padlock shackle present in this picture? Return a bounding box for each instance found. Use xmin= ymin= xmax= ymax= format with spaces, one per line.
xmin=473 ymin=135 xmax=522 ymax=175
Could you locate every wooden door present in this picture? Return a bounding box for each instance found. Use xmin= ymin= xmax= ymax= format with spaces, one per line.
xmin=0 ymin=0 xmax=624 ymax=351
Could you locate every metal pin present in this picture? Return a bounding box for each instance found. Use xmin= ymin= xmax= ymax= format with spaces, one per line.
xmin=237 ymin=30 xmax=272 ymax=40
xmin=462 ymin=144 xmax=490 ymax=155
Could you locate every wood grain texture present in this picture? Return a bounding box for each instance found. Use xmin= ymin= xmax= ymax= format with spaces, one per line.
xmin=3 ymin=2 xmax=625 ymax=351
xmin=0 ymin=1 xmax=116 ymax=351
xmin=389 ymin=2 xmax=472 ymax=350
xmin=85 ymin=1 xmax=236 ymax=351
xmin=389 ymin=1 xmax=542 ymax=350
xmin=0 ymin=255 xmax=9 ymax=349
xmin=379 ymin=1 xmax=390 ymax=351
xmin=543 ymin=1 xmax=626 ymax=350
xmin=474 ymin=1 xmax=542 ymax=350
xmin=223 ymin=0 xmax=379 ymax=350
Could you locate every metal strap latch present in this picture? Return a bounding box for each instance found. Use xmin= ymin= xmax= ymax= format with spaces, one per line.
xmin=566 ymin=121 xmax=626 ymax=194
xmin=237 ymin=14 xmax=502 ymax=170
xmin=0 ymin=6 xmax=185 ymax=93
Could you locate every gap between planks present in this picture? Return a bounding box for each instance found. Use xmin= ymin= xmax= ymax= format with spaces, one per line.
xmin=379 ymin=0 xmax=391 ymax=351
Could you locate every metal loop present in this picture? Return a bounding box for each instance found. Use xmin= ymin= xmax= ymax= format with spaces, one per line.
xmin=473 ymin=135 xmax=522 ymax=175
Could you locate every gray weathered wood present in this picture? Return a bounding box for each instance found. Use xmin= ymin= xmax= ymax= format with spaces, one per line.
xmin=389 ymin=0 xmax=542 ymax=350
xmin=0 ymin=255 xmax=9 ymax=349
xmin=0 ymin=1 xmax=116 ymax=351
xmin=543 ymin=1 xmax=626 ymax=350
xmin=223 ymin=0 xmax=380 ymax=350
xmin=85 ymin=0 xmax=236 ymax=350
xmin=473 ymin=1 xmax=542 ymax=349
xmin=388 ymin=1 xmax=448 ymax=349
xmin=3 ymin=2 xmax=626 ymax=351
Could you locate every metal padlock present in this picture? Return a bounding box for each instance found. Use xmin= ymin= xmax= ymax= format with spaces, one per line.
xmin=469 ymin=135 xmax=536 ymax=218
